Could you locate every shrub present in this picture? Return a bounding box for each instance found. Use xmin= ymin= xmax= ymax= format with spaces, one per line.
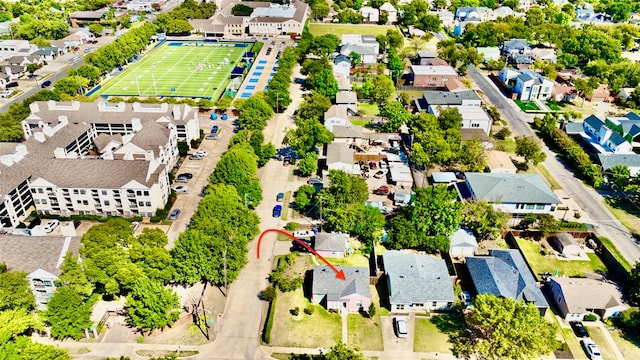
xmin=284 ymin=222 xmax=299 ymax=231
xmin=136 ymin=335 xmax=145 ymax=343
xmin=291 ymin=307 xmax=300 ymax=316
xmin=262 ymin=288 xmax=277 ymax=344
xmin=494 ymin=127 xmax=511 ymax=140
xmin=261 ymin=286 xmax=276 ymax=302
xmin=304 ymin=306 xmax=315 ymax=315
xmin=583 ymin=314 xmax=598 ymax=321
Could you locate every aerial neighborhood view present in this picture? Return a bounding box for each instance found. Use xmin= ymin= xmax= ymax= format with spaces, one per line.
xmin=4 ymin=0 xmax=640 ymax=359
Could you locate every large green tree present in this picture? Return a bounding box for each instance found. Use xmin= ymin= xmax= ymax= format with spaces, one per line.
xmin=461 ymin=201 xmax=508 ymax=240
xmin=515 ymin=135 xmax=547 ymax=166
xmin=0 ymin=308 xmax=70 ymax=360
xmin=125 ymin=278 xmax=180 ymax=333
xmin=45 ymin=287 xmax=92 ymax=340
xmin=211 ymin=143 xmax=262 ymax=205
xmin=58 ymin=254 xmax=94 ymax=298
xmin=130 ymin=229 xmax=175 ymax=284
xmin=467 ymin=294 xmax=559 ymax=360
xmin=306 ymin=68 xmax=338 ymax=99
xmin=238 ymin=95 xmax=273 ymax=130
xmin=0 ymin=267 xmax=35 ymax=312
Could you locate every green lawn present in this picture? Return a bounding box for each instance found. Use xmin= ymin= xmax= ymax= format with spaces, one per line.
xmin=496 ymin=138 xmax=517 ymax=153
xmin=560 ymin=327 xmax=587 ymax=359
xmin=588 ymin=326 xmax=617 ymax=360
xmin=516 ymin=238 xmax=607 ymax=278
xmin=281 ymin=191 xmax=291 ymax=221
xmin=99 ymin=41 xmax=247 ymax=99
xmin=357 ymin=103 xmax=379 ymax=116
xmin=324 ymin=253 xmax=370 ymax=267
xmin=546 ymin=101 xmax=562 ymax=111
xmin=536 ymin=164 xmax=562 ymax=190
xmin=413 ymin=317 xmax=454 ymax=353
xmin=308 ymin=23 xmax=395 ymax=37
xmin=350 ymin=119 xmax=370 ymax=127
xmin=269 ymin=288 xmax=342 ymax=348
xmin=347 ymin=313 xmax=384 ymax=350
xmin=611 ymin=330 xmax=640 ymax=360
xmin=514 ymin=99 xmax=541 ymax=112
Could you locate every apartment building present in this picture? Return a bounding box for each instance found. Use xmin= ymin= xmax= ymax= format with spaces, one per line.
xmin=0 ymin=101 xmax=200 ymax=227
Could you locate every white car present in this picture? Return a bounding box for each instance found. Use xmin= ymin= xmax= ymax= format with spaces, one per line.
xmin=394 ymin=316 xmax=408 ymax=338
xmin=293 ymin=230 xmax=315 ymax=239
xmin=172 ymin=186 xmax=189 ymax=193
xmin=194 ymin=150 xmax=208 ymax=157
xmin=460 ymin=291 xmax=472 ymax=309
xmin=581 ymin=340 xmax=603 ymax=360
xmin=43 ymin=220 xmax=59 ymax=233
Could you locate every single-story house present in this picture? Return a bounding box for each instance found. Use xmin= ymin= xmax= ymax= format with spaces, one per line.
xmin=324 ymin=105 xmax=350 ymax=132
xmin=449 ymin=228 xmax=478 ymax=257
xmin=549 ymin=276 xmax=629 ymax=320
xmin=312 ymin=266 xmax=371 ymax=312
xmin=586 ymin=83 xmax=612 ymax=102
xmin=383 ymin=250 xmax=455 ymax=312
xmin=417 ymin=51 xmax=437 ymax=65
xmin=551 ymin=232 xmax=583 ymax=257
xmin=33 ymin=46 xmax=64 ymax=61
xmin=335 ymin=91 xmax=358 ymax=112
xmin=326 ymin=142 xmax=360 ymax=175
xmin=415 ymin=89 xmax=481 ymax=112
xmin=411 ymin=65 xmax=458 ymax=88
xmin=501 ymin=38 xmax=530 ymax=56
xmin=314 ymin=232 xmax=349 ymax=258
xmin=476 ymin=46 xmax=501 ymax=62
xmin=596 ymin=153 xmax=640 ymax=176
xmin=360 ymin=6 xmax=379 ymax=23
xmin=463 ymin=173 xmax=561 ymax=214
xmin=332 ymin=125 xmax=366 ymax=145
xmin=485 ymin=150 xmax=517 ymax=174
xmin=436 ymin=10 xmax=455 ymax=28
xmin=620 ymin=87 xmax=635 ymax=101
xmin=379 ymin=2 xmax=397 ymax=23
xmin=552 ymin=84 xmax=579 ymax=103
xmin=430 ymin=105 xmax=493 ymax=136
xmin=531 ymin=48 xmax=557 ymax=64
xmin=341 ymin=34 xmax=379 ymax=64
xmin=467 ymin=249 xmax=549 ymax=314
xmin=493 ymin=6 xmax=516 ymax=18
xmin=335 ymin=74 xmax=352 ymax=91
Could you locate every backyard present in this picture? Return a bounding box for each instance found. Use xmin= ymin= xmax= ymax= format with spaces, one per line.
xmin=516 ymin=238 xmax=607 ymax=278
xmin=99 ymin=41 xmax=247 ymax=99
xmin=308 ymin=23 xmax=395 ymax=37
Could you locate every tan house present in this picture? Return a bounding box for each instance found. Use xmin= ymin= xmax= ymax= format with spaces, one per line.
xmin=586 ymin=84 xmax=612 ymax=102
xmin=549 ymin=275 xmax=629 ymax=320
xmin=411 ymin=65 xmax=458 ymax=88
xmin=486 ymin=151 xmax=517 ymax=174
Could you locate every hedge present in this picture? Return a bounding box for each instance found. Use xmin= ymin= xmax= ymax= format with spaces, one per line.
xmin=262 ymin=287 xmax=277 ymax=344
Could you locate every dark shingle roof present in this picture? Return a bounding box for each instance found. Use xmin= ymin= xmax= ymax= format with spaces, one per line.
xmin=383 ymin=250 xmax=454 ymax=303
xmin=465 ymin=173 xmax=560 ymax=204
xmin=422 ymin=90 xmax=480 ymax=106
xmin=314 ymin=232 xmax=348 ymax=253
xmin=597 ymin=153 xmax=640 ymax=170
xmin=312 ymin=266 xmax=370 ymax=301
xmin=0 ymin=235 xmax=80 ymax=275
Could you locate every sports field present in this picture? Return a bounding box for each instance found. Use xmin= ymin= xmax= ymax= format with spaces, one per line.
xmin=100 ymin=41 xmax=248 ymax=99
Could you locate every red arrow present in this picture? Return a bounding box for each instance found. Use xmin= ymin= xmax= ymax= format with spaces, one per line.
xmin=257 ymin=228 xmax=346 ymax=280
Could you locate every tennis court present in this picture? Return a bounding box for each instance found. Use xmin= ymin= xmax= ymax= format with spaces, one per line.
xmin=100 ymin=41 xmax=249 ymax=99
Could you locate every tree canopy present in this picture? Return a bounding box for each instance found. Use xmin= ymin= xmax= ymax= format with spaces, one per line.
xmin=0 ymin=267 xmax=35 ymax=312
xmin=45 ymin=287 xmax=92 ymax=340
xmin=125 ymin=278 xmax=180 ymax=333
xmin=210 ymin=143 xmax=263 ymax=206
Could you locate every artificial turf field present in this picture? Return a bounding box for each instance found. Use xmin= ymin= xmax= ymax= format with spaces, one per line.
xmin=100 ymin=41 xmax=247 ymax=99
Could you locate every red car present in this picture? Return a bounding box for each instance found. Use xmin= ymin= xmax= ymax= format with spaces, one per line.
xmin=373 ymin=186 xmax=390 ymax=195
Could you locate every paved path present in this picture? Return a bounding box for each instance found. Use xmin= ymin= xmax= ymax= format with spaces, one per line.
xmin=469 ymin=65 xmax=640 ymax=265
xmin=341 ymin=311 xmax=348 ymax=344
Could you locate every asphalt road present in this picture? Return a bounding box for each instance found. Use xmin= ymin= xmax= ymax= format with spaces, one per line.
xmin=468 ymin=65 xmax=640 ymax=264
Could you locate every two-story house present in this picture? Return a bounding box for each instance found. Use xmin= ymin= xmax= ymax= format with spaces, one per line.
xmin=498 ymin=68 xmax=553 ymax=101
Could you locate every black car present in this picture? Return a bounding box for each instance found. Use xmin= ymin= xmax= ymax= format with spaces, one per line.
xmin=178 ymin=173 xmax=193 ymax=179
xmin=40 ymin=80 xmax=51 ymax=88
xmin=6 ymin=81 xmax=19 ymax=88
xmin=569 ymin=321 xmax=589 ymax=338
xmin=291 ymin=239 xmax=311 ymax=252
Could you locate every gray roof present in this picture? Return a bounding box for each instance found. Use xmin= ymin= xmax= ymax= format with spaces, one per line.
xmin=549 ymin=276 xmax=627 ymax=315
xmin=467 ymin=249 xmax=549 ymax=309
xmin=502 ymin=38 xmax=529 ymax=51
xmin=422 ymin=90 xmax=480 ymax=106
xmin=326 ymin=142 xmax=354 ymax=165
xmin=449 ymin=228 xmax=478 ymax=248
xmin=554 ymin=232 xmax=578 ymax=248
xmin=341 ymin=43 xmax=377 ymax=56
xmin=0 ymin=235 xmax=80 ymax=275
xmin=314 ymin=232 xmax=348 ymax=253
xmin=597 ymin=153 xmax=640 ymax=170
xmin=465 ymin=173 xmax=561 ymax=204
xmin=336 ymin=91 xmax=357 ymax=104
xmin=312 ymin=266 xmax=370 ymax=301
xmin=382 ymin=250 xmax=454 ymax=303
xmin=417 ymin=50 xmax=437 ymax=58
xmin=517 ymin=72 xmax=540 ymax=85
xmin=324 ymin=104 xmax=348 ymax=120
xmin=432 ymin=172 xmax=457 ymax=183
xmin=332 ymin=125 xmax=364 ymax=138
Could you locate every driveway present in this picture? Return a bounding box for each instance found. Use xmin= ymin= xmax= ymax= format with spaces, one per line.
xmin=381 ymin=316 xmax=414 ymax=352
xmin=468 ymin=65 xmax=640 ymax=265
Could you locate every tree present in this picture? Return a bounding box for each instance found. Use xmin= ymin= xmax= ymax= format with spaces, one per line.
xmin=297 ymin=151 xmax=318 ymax=177
xmin=324 ymin=342 xmax=365 ymax=360
xmin=45 ymin=287 xmax=92 ymax=340
xmin=437 ymin=107 xmax=463 ymax=131
xmin=297 ymin=92 xmax=332 ymax=121
xmin=125 ymin=278 xmax=180 ymax=333
xmin=349 ymin=51 xmax=361 ymax=67
xmin=211 ymin=143 xmax=262 ymax=205
xmin=459 ymin=139 xmax=486 ymax=172
xmin=311 ymin=0 xmax=330 ymax=20
xmin=311 ymin=34 xmax=340 ymax=57
xmin=369 ymin=74 xmax=395 ymax=105
xmin=26 ymin=63 xmax=41 ymax=79
xmin=0 ymin=308 xmax=71 ymax=360
xmin=238 ymin=95 xmax=273 ymax=130
xmin=294 ymin=184 xmax=316 ymax=211
xmin=68 ymin=65 xmax=102 ymax=86
xmin=515 ymin=135 xmax=546 ymax=166
xmin=319 ymin=170 xmax=369 ymax=208
xmin=0 ymin=268 xmax=35 ymax=312
xmin=215 ymin=96 xmax=233 ymax=112
xmin=468 ymin=294 xmax=559 ymax=360
xmin=231 ymin=4 xmax=253 ymax=16
xmin=418 ymin=13 xmax=441 ymax=32
xmin=88 ymin=23 xmax=103 ymax=37
xmin=54 ymin=76 xmax=90 ymax=96
xmin=130 ymin=229 xmax=175 ymax=284
xmin=386 ymin=29 xmax=404 ymax=49
xmin=368 ymin=303 xmax=376 ymax=319
xmin=461 ymin=201 xmax=508 ymax=240
xmin=379 ymin=101 xmax=411 ymax=132
xmin=628 ymin=262 xmax=640 ymax=305
xmin=284 ymin=119 xmax=334 ymax=153
xmin=306 ymin=68 xmax=338 ymax=99
xmin=58 ymin=254 xmax=94 ymax=298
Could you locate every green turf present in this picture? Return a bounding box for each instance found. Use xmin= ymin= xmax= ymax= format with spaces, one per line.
xmin=100 ymin=41 xmax=248 ymax=99
xmin=308 ymin=23 xmax=395 ymax=37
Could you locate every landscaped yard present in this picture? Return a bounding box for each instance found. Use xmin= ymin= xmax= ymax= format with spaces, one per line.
xmin=514 ymin=99 xmax=541 ymax=112
xmin=546 ymin=101 xmax=562 ymax=111
xmin=559 ymin=327 xmax=587 ymax=359
xmin=611 ymin=329 xmax=640 ymax=359
xmin=308 ymin=23 xmax=395 ymax=37
xmin=324 ymin=252 xmax=370 ymax=267
xmin=413 ymin=317 xmax=454 ymax=354
xmin=588 ymin=326 xmax=617 ymax=360
xmin=347 ymin=313 xmax=384 ymax=350
xmin=269 ymin=288 xmax=342 ymax=348
xmin=350 ymin=118 xmax=370 ymax=127
xmin=496 ymin=138 xmax=517 ymax=153
xmin=516 ymin=238 xmax=607 ymax=278
xmin=358 ymin=103 xmax=379 ymax=116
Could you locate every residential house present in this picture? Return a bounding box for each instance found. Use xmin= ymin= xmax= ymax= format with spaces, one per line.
xmin=576 ymin=5 xmax=595 ymax=22
xmin=453 ymin=18 xmax=483 ymax=36
xmin=444 ymin=78 xmax=469 ymax=92
xmin=463 ymin=173 xmax=561 ymax=214
xmin=333 ymin=54 xmax=351 ymax=78
xmin=340 ymin=34 xmax=379 ymax=64
xmin=70 ymin=7 xmax=109 ymax=28
xmin=493 ymin=6 xmax=515 ymax=18
xmin=552 ymin=84 xmax=578 ymax=103
xmin=335 ymin=74 xmax=352 ymax=91
xmin=410 ymin=65 xmax=458 ymax=88
xmin=383 ymin=250 xmax=455 ymax=313
xmin=125 ymin=0 xmax=164 ymax=12
xmin=518 ymin=0 xmax=535 ymax=11
xmin=335 ymin=91 xmax=358 ymax=112
xmin=311 ymin=266 xmax=371 ymax=312
xmin=389 ymin=162 xmax=413 ymax=188
xmin=416 ymin=50 xmax=448 ymax=66
xmin=324 ymin=105 xmax=350 ymax=131
xmin=0 ymin=72 xmax=9 ymax=88
xmin=2 ymin=64 xmax=24 ymax=80
xmin=431 ymin=105 xmax=493 ymax=135
xmin=620 ymin=87 xmax=635 ymax=101
xmin=415 ymin=89 xmax=481 ymax=112
xmin=431 ymin=172 xmax=458 ymax=185
xmin=449 ymin=228 xmax=478 ymax=257
xmin=476 ymin=46 xmax=501 ymax=62
xmin=332 ymin=125 xmax=366 ymax=146
xmin=565 ymin=114 xmax=637 ymax=154
xmin=8 ymin=55 xmax=44 ymax=68
xmin=0 ymin=21 xmax=10 ymax=37
xmin=587 ymin=84 xmax=612 ymax=102
xmin=596 ymin=153 xmax=640 ymax=176
xmin=379 ymin=2 xmax=398 ymax=23
xmin=485 ymin=150 xmax=517 ymax=174
xmin=549 ymin=276 xmax=629 ymax=320
xmin=498 ymin=68 xmax=553 ymax=101
xmin=531 ymin=48 xmax=557 ymax=64
xmin=314 ymin=232 xmax=349 ymax=258
xmin=33 ymin=46 xmax=64 ymax=61
xmin=0 ymin=40 xmax=38 ymax=61
xmin=455 ymin=7 xmax=493 ymax=21
xmin=551 ymin=232 xmax=583 ymax=257
xmin=501 ymin=39 xmax=530 ymax=57
xmin=325 ymin=142 xmax=359 ymax=175
xmin=436 ymin=10 xmax=455 ymax=29
xmin=360 ymin=7 xmax=379 ymax=23
xmin=467 ymin=249 xmax=549 ymax=314
xmin=0 ymin=235 xmax=80 ymax=309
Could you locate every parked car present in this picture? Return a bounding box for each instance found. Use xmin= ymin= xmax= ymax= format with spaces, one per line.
xmin=6 ymin=81 xmax=18 ymax=88
xmin=570 ymin=321 xmax=589 ymax=338
xmin=373 ymin=170 xmax=387 ymax=179
xmin=373 ymin=185 xmax=390 ymax=195
xmin=172 ymin=186 xmax=189 ymax=193
xmin=283 ymin=156 xmax=291 ymax=166
xmin=204 ymin=133 xmax=218 ymax=140
xmin=580 ymin=339 xmax=603 ymax=360
xmin=43 ymin=220 xmax=59 ymax=233
xmin=1 ymin=90 xmax=13 ymax=98
xmin=169 ymin=209 xmax=181 ymax=220
xmin=194 ymin=150 xmax=208 ymax=157
xmin=175 ymin=175 xmax=189 ymax=183
xmin=189 ymin=154 xmax=203 ymax=160
xmin=221 ymin=113 xmax=228 ymax=120
xmin=460 ymin=291 xmax=472 ymax=309
xmin=291 ymin=239 xmax=311 ymax=252
xmin=369 ymin=161 xmax=377 ymax=170
xmin=178 ymin=173 xmax=193 ymax=179
xmin=293 ymin=230 xmax=315 ymax=239
xmin=131 ymin=221 xmax=140 ymax=231
xmin=272 ymin=204 xmax=282 ymax=217
xmin=276 ymin=192 xmax=284 ymax=202
xmin=394 ymin=317 xmax=408 ymax=338
xmin=211 ymin=125 xmax=219 ymax=133
xmin=380 ymin=160 xmax=388 ymax=169
xmin=308 ymin=177 xmax=322 ymax=185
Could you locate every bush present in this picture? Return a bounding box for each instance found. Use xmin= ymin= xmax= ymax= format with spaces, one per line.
xmin=583 ymin=313 xmax=598 ymax=321
xmin=290 ymin=307 xmax=300 ymax=316
xmin=284 ymin=222 xmax=299 ymax=231
xmin=304 ymin=306 xmax=314 ymax=315
xmin=494 ymin=127 xmax=511 ymax=140
xmin=262 ymin=288 xmax=277 ymax=344
xmin=261 ymin=286 xmax=276 ymax=302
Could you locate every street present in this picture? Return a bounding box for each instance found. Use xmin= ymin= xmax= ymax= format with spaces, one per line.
xmin=468 ymin=65 xmax=640 ymax=264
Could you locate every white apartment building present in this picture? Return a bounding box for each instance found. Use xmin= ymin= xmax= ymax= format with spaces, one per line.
xmin=0 ymin=40 xmax=38 ymax=61
xmin=0 ymin=101 xmax=200 ymax=227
